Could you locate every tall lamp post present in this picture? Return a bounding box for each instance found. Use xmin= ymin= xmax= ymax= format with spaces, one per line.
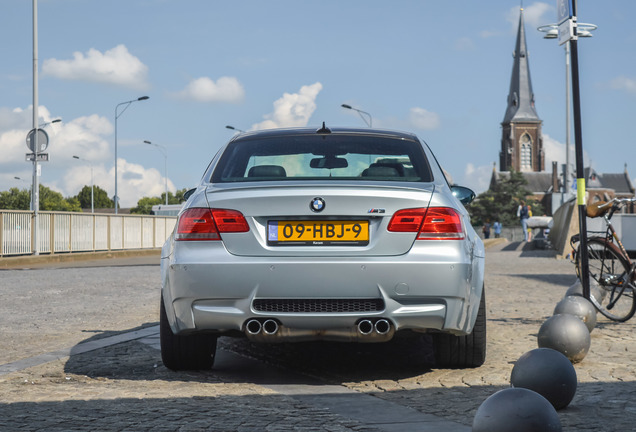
xmin=537 ymin=22 xmax=596 ymax=203
xmin=225 ymin=125 xmax=245 ymax=133
xmin=114 ymin=96 xmax=149 ymax=213
xmin=144 ymin=140 xmax=168 ymax=205
xmin=341 ymin=104 xmax=373 ymax=127
xmin=72 ymin=155 xmax=94 ymax=213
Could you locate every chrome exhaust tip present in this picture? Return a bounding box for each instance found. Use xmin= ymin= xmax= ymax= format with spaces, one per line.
xmin=357 ymin=319 xmax=374 ymax=335
xmin=246 ymin=319 xmax=262 ymax=335
xmin=374 ymin=319 xmax=391 ymax=335
xmin=262 ymin=319 xmax=279 ymax=335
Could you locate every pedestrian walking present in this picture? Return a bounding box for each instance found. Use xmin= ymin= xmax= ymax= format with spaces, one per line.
xmin=517 ymin=200 xmax=530 ymax=241
xmin=482 ymin=221 xmax=491 ymax=239
xmin=493 ymin=220 xmax=502 ymax=238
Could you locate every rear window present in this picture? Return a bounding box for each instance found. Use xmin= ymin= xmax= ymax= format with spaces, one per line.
xmin=211 ymin=134 xmax=433 ymax=183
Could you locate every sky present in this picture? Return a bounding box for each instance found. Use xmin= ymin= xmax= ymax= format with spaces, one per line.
xmin=1 ymin=0 xmax=635 ymax=208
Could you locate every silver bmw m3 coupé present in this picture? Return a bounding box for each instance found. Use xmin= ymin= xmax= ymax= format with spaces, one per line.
xmin=160 ymin=124 xmax=486 ymax=370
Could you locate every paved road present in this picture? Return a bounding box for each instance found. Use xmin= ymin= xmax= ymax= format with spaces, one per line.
xmin=1 ymin=243 xmax=635 ymax=431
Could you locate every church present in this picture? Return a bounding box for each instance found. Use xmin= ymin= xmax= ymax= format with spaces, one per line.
xmin=489 ymin=8 xmax=634 ymax=215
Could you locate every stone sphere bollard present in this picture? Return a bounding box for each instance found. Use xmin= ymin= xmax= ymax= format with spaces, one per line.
xmin=538 ymin=314 xmax=591 ymax=363
xmin=472 ymin=387 xmax=562 ymax=432
xmin=510 ymin=348 xmax=577 ymax=410
xmin=554 ymin=295 xmax=597 ymax=332
xmin=565 ymin=278 xmax=604 ymax=302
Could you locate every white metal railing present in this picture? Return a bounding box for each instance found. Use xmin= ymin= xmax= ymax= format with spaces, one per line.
xmin=0 ymin=210 xmax=176 ymax=257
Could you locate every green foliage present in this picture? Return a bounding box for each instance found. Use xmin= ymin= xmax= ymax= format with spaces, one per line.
xmin=0 ymin=188 xmax=31 ymax=210
xmin=130 ymin=188 xmax=190 ymax=214
xmin=130 ymin=196 xmax=163 ymax=214
xmin=0 ymin=185 xmax=83 ymax=212
xmin=40 ymin=185 xmax=82 ymax=212
xmin=467 ymin=169 xmax=544 ymax=226
xmin=74 ymin=185 xmax=114 ymax=209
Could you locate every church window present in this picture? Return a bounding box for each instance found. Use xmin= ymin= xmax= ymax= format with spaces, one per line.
xmin=520 ymin=133 xmax=532 ymax=171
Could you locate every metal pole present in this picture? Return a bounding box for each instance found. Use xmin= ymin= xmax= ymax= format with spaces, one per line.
xmin=32 ymin=0 xmax=39 ymax=255
xmin=570 ymin=1 xmax=590 ymax=299
xmin=115 ymin=96 xmax=149 ymax=214
xmin=114 ymin=107 xmax=118 ymax=214
xmin=564 ymin=41 xmax=571 ymax=201
xmin=164 ymin=152 xmax=168 ymax=205
xmin=90 ymin=164 xmax=94 ymax=213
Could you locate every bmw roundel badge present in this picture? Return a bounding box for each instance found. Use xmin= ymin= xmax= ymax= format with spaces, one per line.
xmin=310 ymin=197 xmax=325 ymax=212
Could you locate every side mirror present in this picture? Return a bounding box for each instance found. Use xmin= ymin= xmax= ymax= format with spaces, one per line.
xmin=183 ymin=188 xmax=196 ymax=201
xmin=451 ymin=185 xmax=476 ymax=205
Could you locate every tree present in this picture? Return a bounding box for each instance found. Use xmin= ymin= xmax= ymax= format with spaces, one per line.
xmin=40 ymin=185 xmax=82 ymax=212
xmin=130 ymin=196 xmax=163 ymax=214
xmin=130 ymin=188 xmax=191 ymax=214
xmin=0 ymin=185 xmax=82 ymax=212
xmin=467 ymin=170 xmax=543 ymax=226
xmin=74 ymin=185 xmax=114 ymax=209
xmin=0 ymin=188 xmax=31 ymax=210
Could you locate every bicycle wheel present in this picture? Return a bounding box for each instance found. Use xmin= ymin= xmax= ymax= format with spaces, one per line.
xmin=578 ymin=238 xmax=636 ymax=322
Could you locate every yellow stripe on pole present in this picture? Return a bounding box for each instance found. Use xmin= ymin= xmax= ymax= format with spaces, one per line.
xmin=577 ymin=178 xmax=586 ymax=205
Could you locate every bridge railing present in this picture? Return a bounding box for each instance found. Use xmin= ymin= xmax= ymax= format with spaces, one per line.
xmin=0 ymin=210 xmax=176 ymax=257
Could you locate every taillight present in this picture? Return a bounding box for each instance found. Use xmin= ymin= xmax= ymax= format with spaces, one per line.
xmin=175 ymin=208 xmax=249 ymax=241
xmin=387 ymin=208 xmax=427 ymax=232
xmin=418 ymin=207 xmax=464 ymax=240
xmin=388 ymin=207 xmax=464 ymax=240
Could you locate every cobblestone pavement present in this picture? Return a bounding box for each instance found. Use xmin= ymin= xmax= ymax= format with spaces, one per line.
xmin=1 ymin=242 xmax=635 ymax=431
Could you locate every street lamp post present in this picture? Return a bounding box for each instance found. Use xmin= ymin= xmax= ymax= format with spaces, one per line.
xmin=115 ymin=96 xmax=149 ymax=214
xmin=225 ymin=125 xmax=245 ymax=133
xmin=72 ymin=155 xmax=94 ymax=213
xmin=341 ymin=104 xmax=373 ymax=127
xmin=144 ymin=140 xmax=168 ymax=205
xmin=538 ymin=22 xmax=596 ymax=203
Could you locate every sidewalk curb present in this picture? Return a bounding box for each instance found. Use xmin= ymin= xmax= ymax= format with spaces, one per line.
xmin=0 ymin=248 xmax=161 ymax=269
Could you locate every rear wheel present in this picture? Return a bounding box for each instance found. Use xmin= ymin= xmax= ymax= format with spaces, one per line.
xmin=160 ymin=297 xmax=218 ymax=371
xmin=433 ymin=287 xmax=486 ymax=368
xmin=579 ymin=238 xmax=636 ymax=322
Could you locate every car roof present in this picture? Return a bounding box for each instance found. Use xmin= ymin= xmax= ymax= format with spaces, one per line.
xmin=228 ymin=126 xmax=421 ymax=143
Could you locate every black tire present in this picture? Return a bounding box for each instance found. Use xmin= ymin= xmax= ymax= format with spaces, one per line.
xmin=160 ymin=297 xmax=218 ymax=371
xmin=433 ymin=286 xmax=486 ymax=368
xmin=578 ymin=238 xmax=636 ymax=322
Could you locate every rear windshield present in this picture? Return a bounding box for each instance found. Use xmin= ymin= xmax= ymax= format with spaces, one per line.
xmin=211 ymin=134 xmax=433 ymax=183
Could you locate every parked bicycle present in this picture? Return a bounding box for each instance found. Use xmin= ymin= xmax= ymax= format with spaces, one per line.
xmin=570 ymin=198 xmax=636 ymax=322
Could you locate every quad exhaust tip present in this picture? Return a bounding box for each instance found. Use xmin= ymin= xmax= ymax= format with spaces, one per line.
xmin=357 ymin=318 xmax=391 ymax=335
xmin=246 ymin=319 xmax=262 ymax=335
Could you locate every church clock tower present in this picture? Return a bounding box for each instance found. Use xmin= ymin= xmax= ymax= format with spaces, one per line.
xmin=501 ymin=8 xmax=544 ymax=172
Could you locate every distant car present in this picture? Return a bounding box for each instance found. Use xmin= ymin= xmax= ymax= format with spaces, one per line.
xmin=160 ymin=125 xmax=486 ymax=370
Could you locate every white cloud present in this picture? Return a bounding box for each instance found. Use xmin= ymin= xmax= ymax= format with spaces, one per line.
xmin=0 ymin=105 xmax=177 ymax=207
xmin=542 ymin=133 xmax=566 ymax=168
xmin=173 ymin=76 xmax=245 ymax=103
xmin=463 ymin=163 xmax=494 ymax=194
xmin=507 ymin=2 xmax=552 ymax=30
xmin=42 ymin=45 xmax=149 ymax=89
xmin=610 ymin=76 xmax=636 ymax=94
xmin=61 ymin=159 xmax=175 ymax=208
xmin=251 ymin=82 xmax=323 ymax=130
xmin=408 ymin=107 xmax=441 ymax=130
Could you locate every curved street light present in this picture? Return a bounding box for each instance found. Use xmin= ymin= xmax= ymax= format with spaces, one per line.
xmin=114 ymin=96 xmax=149 ymax=213
xmin=72 ymin=155 xmax=94 ymax=213
xmin=537 ymin=22 xmax=596 ymax=203
xmin=225 ymin=125 xmax=245 ymax=133
xmin=144 ymin=140 xmax=168 ymax=205
xmin=341 ymin=104 xmax=372 ymax=127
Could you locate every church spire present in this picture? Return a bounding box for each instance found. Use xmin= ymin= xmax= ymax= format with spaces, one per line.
xmin=502 ymin=8 xmax=540 ymax=124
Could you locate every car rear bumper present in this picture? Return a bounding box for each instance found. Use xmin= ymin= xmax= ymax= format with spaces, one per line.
xmin=161 ymin=241 xmax=484 ymax=341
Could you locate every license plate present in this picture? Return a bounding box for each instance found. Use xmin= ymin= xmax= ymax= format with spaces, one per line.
xmin=267 ymin=221 xmax=369 ymax=246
